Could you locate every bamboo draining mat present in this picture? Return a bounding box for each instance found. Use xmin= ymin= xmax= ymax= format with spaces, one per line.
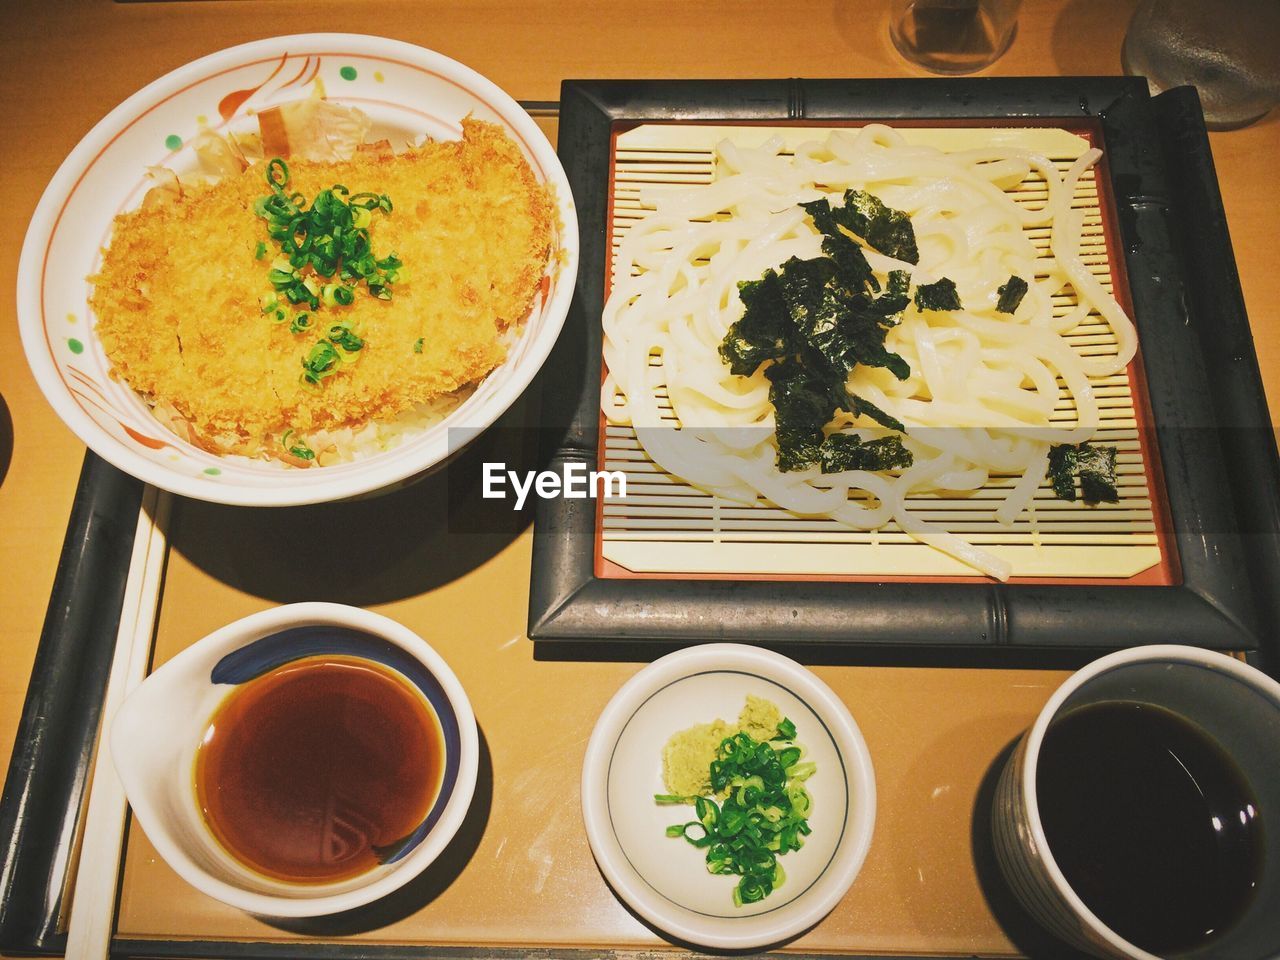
xmin=600 ymin=124 xmax=1165 ymax=580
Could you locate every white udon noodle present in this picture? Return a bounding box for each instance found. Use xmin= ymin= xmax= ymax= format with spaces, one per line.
xmin=600 ymin=125 xmax=1138 ymax=580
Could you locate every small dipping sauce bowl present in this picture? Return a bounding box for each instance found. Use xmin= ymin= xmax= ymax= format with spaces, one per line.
xmin=111 ymin=603 xmax=479 ymax=917
xmin=992 ymin=645 xmax=1280 ymax=960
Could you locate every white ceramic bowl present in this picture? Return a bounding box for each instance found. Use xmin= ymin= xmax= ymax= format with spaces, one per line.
xmin=581 ymin=643 xmax=876 ymax=950
xmin=992 ymin=645 xmax=1280 ymax=960
xmin=18 ymin=33 xmax=577 ymax=506
xmin=111 ymin=603 xmax=479 ymax=917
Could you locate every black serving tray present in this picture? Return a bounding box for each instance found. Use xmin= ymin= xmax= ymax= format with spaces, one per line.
xmin=0 ymin=453 xmax=144 ymax=953
xmin=1 ymin=83 xmax=1277 ymax=960
xmin=529 ymin=78 xmax=1280 ymax=663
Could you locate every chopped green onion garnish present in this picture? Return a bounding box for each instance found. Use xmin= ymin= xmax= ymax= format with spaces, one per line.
xmin=413 ymin=337 xmax=424 ymax=354
xmin=301 ymin=340 xmax=342 ymax=385
xmin=281 ymin=429 xmax=315 ymax=461
xmin=327 ymin=323 xmax=363 ymax=352
xmin=254 ymin=157 xmax=403 ymax=384
xmin=657 ymin=718 xmax=812 ymax=907
xmin=266 ymin=158 xmax=289 ymax=189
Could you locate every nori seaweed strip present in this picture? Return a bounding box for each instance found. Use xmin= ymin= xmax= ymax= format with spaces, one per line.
xmin=720 ymin=270 xmax=794 ymax=376
xmin=914 ymin=277 xmax=962 ymax=312
xmin=837 ymin=190 xmax=920 ymax=265
xmin=766 ymin=358 xmax=837 ymax=472
xmin=775 ymin=256 xmax=911 ymax=383
xmin=1047 ymin=443 xmax=1079 ymax=501
xmin=718 ymin=192 xmax=924 ymax=471
xmin=800 ymin=198 xmax=878 ymax=294
xmin=1076 ymin=443 xmax=1119 ymax=504
xmin=1047 ymin=442 xmax=1120 ymax=504
xmin=848 ymin=394 xmax=907 ymax=434
xmin=839 ymin=305 xmax=911 ymax=381
xmin=820 ymin=433 xmax=914 ymax=473
xmin=996 ymin=275 xmax=1029 ymax=314
xmin=873 ymin=269 xmax=912 ymax=316
xmin=776 ymin=257 xmax=851 ymax=377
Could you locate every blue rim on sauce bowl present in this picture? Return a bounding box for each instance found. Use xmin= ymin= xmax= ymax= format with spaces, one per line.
xmin=111 ymin=602 xmax=479 ymax=917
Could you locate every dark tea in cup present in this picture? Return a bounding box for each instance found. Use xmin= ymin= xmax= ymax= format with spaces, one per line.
xmin=992 ymin=646 xmax=1280 ymax=960
xmin=1036 ymin=701 xmax=1263 ymax=955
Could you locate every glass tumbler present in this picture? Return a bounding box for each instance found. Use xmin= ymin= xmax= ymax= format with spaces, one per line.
xmin=889 ymin=0 xmax=1022 ymax=75
xmin=1122 ymin=0 xmax=1280 ymax=129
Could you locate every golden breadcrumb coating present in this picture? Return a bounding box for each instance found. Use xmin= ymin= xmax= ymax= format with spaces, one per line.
xmin=90 ymin=119 xmax=553 ymax=458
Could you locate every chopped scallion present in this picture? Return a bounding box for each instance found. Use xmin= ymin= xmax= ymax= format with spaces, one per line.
xmin=254 ymin=157 xmax=404 ymax=384
xmin=301 ymin=340 xmax=342 ymax=385
xmin=657 ymin=718 xmax=813 ymax=907
xmin=266 ymin=158 xmax=289 ymax=189
xmin=281 ymin=428 xmax=315 ymax=461
xmin=327 ymin=323 xmax=364 ymax=352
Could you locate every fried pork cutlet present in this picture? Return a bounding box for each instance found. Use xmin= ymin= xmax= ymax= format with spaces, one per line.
xmin=90 ymin=118 xmax=554 ymax=461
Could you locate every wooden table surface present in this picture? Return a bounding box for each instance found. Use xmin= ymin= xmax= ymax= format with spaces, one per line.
xmin=2 ymin=0 xmax=1277 ymax=956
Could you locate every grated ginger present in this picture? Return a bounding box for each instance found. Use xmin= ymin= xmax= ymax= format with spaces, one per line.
xmin=661 ymin=695 xmax=784 ymax=797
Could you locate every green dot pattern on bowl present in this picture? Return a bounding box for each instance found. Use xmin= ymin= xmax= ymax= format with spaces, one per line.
xmin=67 ymin=338 xmax=84 ymax=354
xmin=164 ymin=134 xmax=183 ymax=151
xmin=339 ymin=65 xmax=358 ymax=81
xmin=203 ymin=467 xmax=222 ymax=476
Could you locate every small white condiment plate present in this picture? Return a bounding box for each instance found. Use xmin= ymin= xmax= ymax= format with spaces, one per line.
xmin=581 ymin=643 xmax=876 ymax=950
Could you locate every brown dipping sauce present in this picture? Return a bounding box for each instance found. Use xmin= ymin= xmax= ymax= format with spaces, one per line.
xmin=196 ymin=655 xmax=443 ymax=884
